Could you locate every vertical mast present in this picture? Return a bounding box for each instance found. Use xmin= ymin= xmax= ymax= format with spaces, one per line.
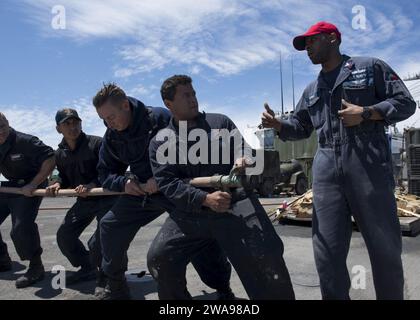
xmin=280 ymin=51 xmax=284 ymax=115
xmin=291 ymin=54 xmax=296 ymax=111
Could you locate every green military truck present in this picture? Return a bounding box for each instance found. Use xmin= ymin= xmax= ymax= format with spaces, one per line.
xmin=253 ymin=113 xmax=407 ymax=197
xmin=254 ymin=126 xmax=317 ymax=196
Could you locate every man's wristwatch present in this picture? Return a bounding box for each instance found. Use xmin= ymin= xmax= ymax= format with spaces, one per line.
xmin=361 ymin=107 xmax=373 ymax=121
xmin=125 ymin=173 xmax=139 ymax=183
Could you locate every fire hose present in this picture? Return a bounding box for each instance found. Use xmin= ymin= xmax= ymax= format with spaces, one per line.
xmin=0 ymin=174 xmax=257 ymax=197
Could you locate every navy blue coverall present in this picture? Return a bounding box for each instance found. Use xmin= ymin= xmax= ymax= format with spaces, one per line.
xmin=55 ymin=133 xmax=117 ymax=270
xmin=149 ymin=112 xmax=295 ymax=300
xmin=0 ymin=129 xmax=54 ymax=261
xmin=278 ymin=55 xmax=416 ymax=299
xmin=97 ymin=97 xmax=232 ymax=295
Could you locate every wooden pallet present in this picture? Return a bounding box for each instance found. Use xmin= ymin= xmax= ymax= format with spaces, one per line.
xmin=399 ymin=216 xmax=420 ymax=237
xmin=277 ymin=213 xmax=420 ymax=237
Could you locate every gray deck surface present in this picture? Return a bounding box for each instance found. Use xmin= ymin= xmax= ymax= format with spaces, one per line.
xmin=0 ymin=197 xmax=419 ymax=300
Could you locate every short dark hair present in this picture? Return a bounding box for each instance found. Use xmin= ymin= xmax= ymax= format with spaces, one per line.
xmin=93 ymin=83 xmax=127 ymax=108
xmin=160 ymin=75 xmax=192 ymax=101
xmin=0 ymin=112 xmax=7 ymax=122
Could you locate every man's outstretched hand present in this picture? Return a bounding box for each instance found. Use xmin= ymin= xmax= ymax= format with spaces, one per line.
xmin=261 ymin=103 xmax=281 ymax=131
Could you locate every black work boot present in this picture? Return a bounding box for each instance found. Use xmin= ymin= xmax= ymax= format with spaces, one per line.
xmin=0 ymin=254 xmax=12 ymax=272
xmin=216 ymin=287 xmax=236 ymax=300
xmin=94 ymin=270 xmax=107 ymax=298
xmin=98 ymin=278 xmax=131 ymax=300
xmin=66 ymin=264 xmax=96 ymax=286
xmin=15 ymin=255 xmax=45 ymax=289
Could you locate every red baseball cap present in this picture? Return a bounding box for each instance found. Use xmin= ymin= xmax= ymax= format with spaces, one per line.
xmin=293 ymin=21 xmax=341 ymax=51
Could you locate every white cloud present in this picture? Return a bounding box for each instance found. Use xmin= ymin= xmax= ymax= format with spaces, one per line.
xmin=17 ymin=0 xmax=420 ymax=146
xmin=69 ymin=98 xmax=107 ymax=136
xmin=398 ymin=80 xmax=420 ymax=130
xmin=200 ymin=102 xmax=263 ymax=149
xmin=126 ymin=84 xmax=159 ymax=99
xmin=23 ymin=0 xmax=417 ymax=78
xmin=1 ymin=99 xmax=107 ymax=149
xmin=1 ymin=105 xmax=59 ymax=148
xmin=396 ymin=60 xmax=420 ymax=80
xmin=190 ymin=65 xmax=202 ymax=75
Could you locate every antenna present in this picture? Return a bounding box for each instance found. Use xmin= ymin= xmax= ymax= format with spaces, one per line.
xmin=280 ymin=51 xmax=284 ymax=115
xmin=291 ymin=54 xmax=296 ymax=111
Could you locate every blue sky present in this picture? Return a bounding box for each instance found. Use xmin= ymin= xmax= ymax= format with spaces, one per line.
xmin=1 ymin=0 xmax=420 ymax=148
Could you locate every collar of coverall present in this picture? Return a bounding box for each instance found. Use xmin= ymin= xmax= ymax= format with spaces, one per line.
xmin=59 ymin=131 xmax=87 ymax=152
xmin=169 ymin=111 xmax=207 ymax=132
xmin=316 ymin=54 xmax=355 ymax=91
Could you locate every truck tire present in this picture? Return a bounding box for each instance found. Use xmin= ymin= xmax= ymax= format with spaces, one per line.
xmin=295 ymin=176 xmax=308 ymax=195
xmin=258 ymin=179 xmax=274 ymax=197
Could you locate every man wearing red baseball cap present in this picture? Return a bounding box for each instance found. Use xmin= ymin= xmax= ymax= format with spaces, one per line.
xmin=262 ymin=21 xmax=416 ymax=300
xmin=293 ymin=21 xmax=341 ymax=51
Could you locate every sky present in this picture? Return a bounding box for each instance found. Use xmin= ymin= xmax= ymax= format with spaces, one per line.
xmin=1 ymin=0 xmax=420 ymax=149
